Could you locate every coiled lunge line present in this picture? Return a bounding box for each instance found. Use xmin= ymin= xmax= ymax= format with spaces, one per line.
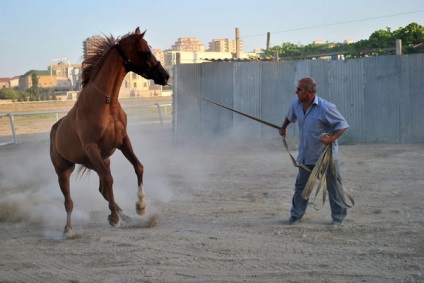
xmin=300 ymin=134 xmax=355 ymax=210
xmin=173 ymin=85 xmax=354 ymax=209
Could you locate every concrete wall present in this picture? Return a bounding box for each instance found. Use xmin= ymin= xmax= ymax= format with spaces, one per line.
xmin=173 ymin=54 xmax=424 ymax=144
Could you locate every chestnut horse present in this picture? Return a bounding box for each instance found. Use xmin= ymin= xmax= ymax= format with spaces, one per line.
xmin=50 ymin=27 xmax=169 ymax=238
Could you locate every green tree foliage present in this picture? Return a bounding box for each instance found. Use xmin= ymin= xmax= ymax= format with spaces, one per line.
xmin=394 ymin=22 xmax=424 ymax=53
xmin=268 ymin=22 xmax=424 ymax=60
xmin=17 ymin=92 xmax=29 ymax=102
xmin=0 ymin=88 xmax=18 ymax=100
xmin=30 ymin=72 xmax=40 ymax=100
xmin=368 ymin=27 xmax=395 ymax=48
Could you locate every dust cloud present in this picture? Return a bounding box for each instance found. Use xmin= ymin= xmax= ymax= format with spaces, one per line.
xmin=0 ymin=124 xmax=222 ymax=235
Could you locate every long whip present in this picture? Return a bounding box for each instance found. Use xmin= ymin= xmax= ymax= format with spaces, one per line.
xmin=171 ymin=84 xmax=354 ymax=208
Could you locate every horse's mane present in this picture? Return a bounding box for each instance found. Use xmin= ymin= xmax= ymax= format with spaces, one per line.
xmin=81 ymin=31 xmax=135 ymax=87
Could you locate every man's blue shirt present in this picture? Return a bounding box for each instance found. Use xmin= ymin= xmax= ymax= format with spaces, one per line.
xmin=286 ymin=96 xmax=349 ymax=165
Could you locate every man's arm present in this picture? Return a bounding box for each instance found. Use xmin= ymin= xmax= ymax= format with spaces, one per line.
xmin=279 ymin=117 xmax=291 ymax=137
xmin=320 ymin=128 xmax=347 ymax=145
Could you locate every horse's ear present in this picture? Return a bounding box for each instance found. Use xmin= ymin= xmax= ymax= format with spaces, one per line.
xmin=135 ymin=27 xmax=146 ymax=38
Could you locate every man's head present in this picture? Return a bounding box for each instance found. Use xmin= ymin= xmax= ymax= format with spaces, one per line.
xmin=299 ymin=77 xmax=317 ymax=92
xmin=296 ymin=77 xmax=316 ymax=103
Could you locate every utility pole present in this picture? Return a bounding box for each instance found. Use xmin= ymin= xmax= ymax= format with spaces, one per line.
xmin=266 ymin=32 xmax=271 ymax=53
xmin=235 ymin=27 xmax=240 ymax=59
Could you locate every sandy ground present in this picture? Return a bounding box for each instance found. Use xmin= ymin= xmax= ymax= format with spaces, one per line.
xmin=0 ymin=123 xmax=423 ymax=283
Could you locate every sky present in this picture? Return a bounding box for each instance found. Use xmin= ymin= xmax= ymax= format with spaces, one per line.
xmin=0 ymin=0 xmax=423 ymax=78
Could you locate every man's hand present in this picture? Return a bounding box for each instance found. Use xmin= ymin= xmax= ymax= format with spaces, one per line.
xmin=320 ymin=133 xmax=333 ymax=145
xmin=320 ymin=128 xmax=347 ymax=145
xmin=280 ymin=117 xmax=290 ymax=137
xmin=279 ymin=127 xmax=286 ymax=137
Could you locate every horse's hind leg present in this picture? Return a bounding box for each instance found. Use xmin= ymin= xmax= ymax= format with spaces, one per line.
xmin=52 ymin=159 xmax=75 ymax=238
xmin=50 ymin=123 xmax=76 ymax=238
xmin=59 ymin=168 xmax=75 ymax=238
xmin=119 ymin=136 xmax=146 ymax=215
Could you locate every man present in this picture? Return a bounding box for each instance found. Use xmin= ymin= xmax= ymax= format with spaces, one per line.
xmin=279 ymin=77 xmax=349 ymax=225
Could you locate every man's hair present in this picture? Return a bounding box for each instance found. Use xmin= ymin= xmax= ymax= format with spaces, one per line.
xmin=300 ymin=77 xmax=317 ymax=93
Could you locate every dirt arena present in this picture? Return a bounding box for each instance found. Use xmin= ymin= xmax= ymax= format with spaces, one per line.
xmin=0 ymin=123 xmax=423 ymax=282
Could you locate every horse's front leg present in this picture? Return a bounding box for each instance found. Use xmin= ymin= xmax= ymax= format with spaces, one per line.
xmin=119 ymin=135 xmax=146 ymax=215
xmin=98 ymin=158 xmax=132 ymax=223
xmin=84 ymin=145 xmax=120 ymax=227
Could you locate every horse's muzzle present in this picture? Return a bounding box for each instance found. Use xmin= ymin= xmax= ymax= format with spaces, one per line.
xmin=142 ymin=61 xmax=169 ymax=86
xmin=151 ymin=62 xmax=169 ymax=86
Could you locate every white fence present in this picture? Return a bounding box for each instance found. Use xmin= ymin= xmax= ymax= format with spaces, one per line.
xmin=0 ymin=103 xmax=172 ymax=146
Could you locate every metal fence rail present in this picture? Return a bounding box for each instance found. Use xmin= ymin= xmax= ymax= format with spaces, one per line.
xmin=0 ymin=103 xmax=172 ymax=146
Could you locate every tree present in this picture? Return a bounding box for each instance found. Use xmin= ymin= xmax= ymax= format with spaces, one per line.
xmin=17 ymin=91 xmax=29 ymax=102
xmin=0 ymin=88 xmax=18 ymax=100
xmin=393 ymin=22 xmax=424 ymax=53
xmin=269 ymin=22 xmax=424 ymax=60
xmin=268 ymin=42 xmax=302 ymax=58
xmin=31 ymin=72 xmax=40 ymax=100
xmin=368 ymin=27 xmax=395 ymax=48
xmin=394 ymin=22 xmax=424 ymax=45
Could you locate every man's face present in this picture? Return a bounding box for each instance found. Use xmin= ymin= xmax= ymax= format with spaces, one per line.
xmin=296 ymin=83 xmax=309 ymax=103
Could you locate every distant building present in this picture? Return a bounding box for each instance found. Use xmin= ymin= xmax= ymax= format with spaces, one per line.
xmin=83 ymin=35 xmax=105 ymax=59
xmin=0 ymin=78 xmax=10 ymax=88
xmin=253 ymin=48 xmax=265 ymax=54
xmin=208 ymin=38 xmax=242 ymax=53
xmin=9 ymin=76 xmax=20 ymax=89
xmin=153 ymin=49 xmax=165 ymax=64
xmin=164 ymin=51 xmax=257 ymax=66
xmin=171 ymin=38 xmax=206 ymax=52
xmin=120 ymin=71 xmax=152 ymax=97
xmin=49 ymin=60 xmax=81 ymax=90
xmin=19 ymin=70 xmax=58 ymax=91
xmin=0 ymin=76 xmax=21 ymax=89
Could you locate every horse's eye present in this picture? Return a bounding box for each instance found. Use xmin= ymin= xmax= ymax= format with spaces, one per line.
xmin=142 ymin=52 xmax=151 ymax=59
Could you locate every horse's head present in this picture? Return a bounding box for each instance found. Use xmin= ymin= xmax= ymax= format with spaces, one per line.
xmin=116 ymin=27 xmax=169 ymax=85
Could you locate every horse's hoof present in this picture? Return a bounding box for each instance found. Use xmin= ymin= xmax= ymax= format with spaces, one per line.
xmin=118 ymin=210 xmax=132 ymax=222
xmin=108 ymin=216 xmax=120 ymax=228
xmin=63 ymin=228 xmax=74 ymax=239
xmin=136 ymin=201 xmax=146 ymax=215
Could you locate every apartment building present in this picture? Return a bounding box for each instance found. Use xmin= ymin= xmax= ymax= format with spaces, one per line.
xmin=171 ymin=38 xmax=206 ymax=52
xmin=83 ymin=35 xmax=105 ymax=59
xmin=153 ymin=49 xmax=165 ymax=64
xmin=208 ymin=38 xmax=242 ymax=53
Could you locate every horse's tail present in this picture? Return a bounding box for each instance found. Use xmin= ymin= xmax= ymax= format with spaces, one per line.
xmin=76 ymin=165 xmax=91 ymax=179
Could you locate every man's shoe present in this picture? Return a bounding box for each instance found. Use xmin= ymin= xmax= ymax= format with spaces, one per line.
xmin=331 ymin=219 xmax=343 ymax=226
xmin=288 ymin=216 xmax=301 ymax=225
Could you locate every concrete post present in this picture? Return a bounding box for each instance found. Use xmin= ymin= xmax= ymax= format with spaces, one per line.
xmin=396 ymin=39 xmax=402 ymax=55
